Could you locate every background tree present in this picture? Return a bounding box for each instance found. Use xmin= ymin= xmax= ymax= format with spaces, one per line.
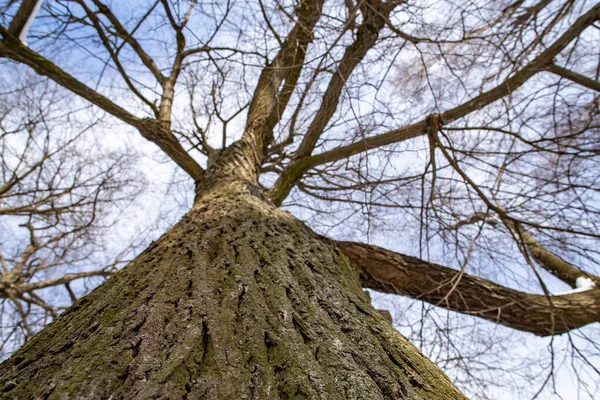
xmin=0 ymin=0 xmax=598 ymax=398
xmin=0 ymin=74 xmax=145 ymax=357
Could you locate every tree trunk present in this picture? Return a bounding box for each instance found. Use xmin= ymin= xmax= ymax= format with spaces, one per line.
xmin=0 ymin=180 xmax=465 ymax=399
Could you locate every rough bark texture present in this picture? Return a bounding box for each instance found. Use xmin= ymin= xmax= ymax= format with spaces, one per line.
xmin=338 ymin=241 xmax=600 ymax=336
xmin=0 ymin=181 xmax=465 ymax=399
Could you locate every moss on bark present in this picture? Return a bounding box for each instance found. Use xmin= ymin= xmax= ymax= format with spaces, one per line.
xmin=0 ymin=181 xmax=465 ymax=399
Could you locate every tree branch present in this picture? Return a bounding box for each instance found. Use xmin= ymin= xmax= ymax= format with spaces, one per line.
xmin=448 ymin=212 xmax=600 ymax=288
xmin=336 ymin=241 xmax=600 ymax=336
xmin=504 ymin=220 xmax=600 ymax=288
xmin=7 ymin=0 xmax=41 ymax=41
xmin=15 ymin=270 xmax=113 ymax=293
xmin=268 ymin=3 xmax=600 ymax=204
xmin=74 ymin=0 xmax=160 ymax=114
xmin=270 ymin=0 xmax=399 ymax=205
xmin=89 ymin=0 xmax=166 ymax=83
xmin=0 ymin=27 xmax=142 ymax=127
xmin=547 ymin=63 xmax=600 ymax=92
xmin=0 ymin=28 xmax=204 ymax=180
xmin=238 ymin=0 xmax=324 ymax=176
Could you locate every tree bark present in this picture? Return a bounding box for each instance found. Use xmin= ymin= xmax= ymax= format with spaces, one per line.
xmin=0 ymin=180 xmax=465 ymax=399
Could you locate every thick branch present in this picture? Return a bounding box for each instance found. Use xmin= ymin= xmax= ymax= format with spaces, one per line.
xmin=7 ymin=0 xmax=41 ymax=39
xmin=336 ymin=241 xmax=600 ymax=336
xmin=0 ymin=28 xmax=203 ymax=180
xmin=268 ymin=3 xmax=600 ymax=204
xmin=0 ymin=27 xmax=141 ymax=127
xmin=294 ymin=0 xmax=396 ymax=158
xmin=270 ymin=0 xmax=398 ymax=205
xmin=547 ymin=63 xmax=600 ymax=92
xmin=137 ymin=120 xmax=204 ymax=180
xmin=238 ymin=0 xmax=324 ymax=178
xmin=156 ymin=0 xmax=197 ymax=130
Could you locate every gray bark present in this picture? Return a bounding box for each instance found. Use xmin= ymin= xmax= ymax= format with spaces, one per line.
xmin=0 ymin=180 xmax=465 ymax=399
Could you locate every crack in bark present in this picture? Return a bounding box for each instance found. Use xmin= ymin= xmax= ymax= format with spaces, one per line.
xmin=0 ymin=187 xmax=465 ymax=399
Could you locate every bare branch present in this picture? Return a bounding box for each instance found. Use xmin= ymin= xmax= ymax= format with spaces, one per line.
xmin=7 ymin=0 xmax=42 ymax=42
xmin=547 ymin=63 xmax=600 ymax=92
xmin=89 ymin=0 xmax=165 ymax=83
xmin=268 ymin=3 xmax=600 ymax=204
xmin=0 ymin=28 xmax=203 ymax=180
xmin=337 ymin=241 xmax=600 ymax=336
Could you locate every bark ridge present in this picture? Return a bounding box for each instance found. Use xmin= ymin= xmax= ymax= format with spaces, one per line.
xmin=0 ymin=184 xmax=464 ymax=399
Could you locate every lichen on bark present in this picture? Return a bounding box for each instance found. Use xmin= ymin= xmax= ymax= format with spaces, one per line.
xmin=0 ymin=181 xmax=465 ymax=399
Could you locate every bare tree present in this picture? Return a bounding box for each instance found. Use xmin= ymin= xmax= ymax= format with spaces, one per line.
xmin=0 ymin=0 xmax=598 ymax=398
